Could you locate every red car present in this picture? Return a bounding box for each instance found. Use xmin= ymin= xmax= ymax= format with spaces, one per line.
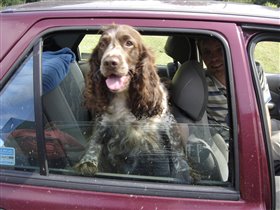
xmin=0 ymin=0 xmax=279 ymax=209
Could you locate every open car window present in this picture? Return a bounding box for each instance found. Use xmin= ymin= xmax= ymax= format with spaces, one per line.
xmin=250 ymin=35 xmax=280 ymax=174
xmin=0 ymin=30 xmax=233 ymax=189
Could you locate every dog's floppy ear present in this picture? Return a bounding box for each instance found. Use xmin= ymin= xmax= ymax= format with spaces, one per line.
xmin=129 ymin=45 xmax=164 ymax=119
xmin=84 ymin=45 xmax=112 ymax=113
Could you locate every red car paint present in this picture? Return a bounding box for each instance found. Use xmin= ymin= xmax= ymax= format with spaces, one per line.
xmin=0 ymin=1 xmax=279 ymax=209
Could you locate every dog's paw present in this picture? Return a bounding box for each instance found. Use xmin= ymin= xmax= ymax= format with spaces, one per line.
xmin=74 ymin=161 xmax=98 ymax=176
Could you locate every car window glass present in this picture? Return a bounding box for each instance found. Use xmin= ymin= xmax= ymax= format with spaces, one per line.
xmin=253 ymin=39 xmax=280 ymax=124
xmin=44 ymin=33 xmax=232 ymax=186
xmin=251 ymin=38 xmax=280 ymax=181
xmin=1 ymin=32 xmax=232 ymax=187
xmin=0 ymin=53 xmax=38 ymax=170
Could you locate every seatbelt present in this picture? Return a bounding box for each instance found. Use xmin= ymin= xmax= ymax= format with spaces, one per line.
xmin=187 ymin=133 xmax=228 ymax=182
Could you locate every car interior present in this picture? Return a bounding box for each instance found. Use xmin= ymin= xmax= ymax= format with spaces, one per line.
xmin=37 ymin=30 xmax=231 ymax=183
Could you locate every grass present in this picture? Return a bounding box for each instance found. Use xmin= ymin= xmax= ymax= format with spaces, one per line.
xmin=142 ymin=36 xmax=173 ymax=64
xmin=79 ymin=35 xmax=279 ymax=73
xmin=79 ymin=35 xmax=172 ymax=64
xmin=254 ymin=41 xmax=280 ymax=74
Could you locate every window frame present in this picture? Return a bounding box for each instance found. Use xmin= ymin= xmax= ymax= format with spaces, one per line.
xmin=0 ymin=25 xmax=239 ymax=201
xmin=248 ymin=33 xmax=279 ymax=151
xmin=248 ymin=32 xmax=280 ymax=210
xmin=33 ymin=38 xmax=49 ymax=176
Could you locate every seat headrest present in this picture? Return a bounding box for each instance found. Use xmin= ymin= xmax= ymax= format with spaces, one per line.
xmin=164 ymin=36 xmax=191 ymax=64
xmin=171 ymin=61 xmax=207 ymax=121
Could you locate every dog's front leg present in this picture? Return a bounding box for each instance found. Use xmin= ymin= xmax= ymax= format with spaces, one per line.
xmin=74 ymin=132 xmax=101 ymax=176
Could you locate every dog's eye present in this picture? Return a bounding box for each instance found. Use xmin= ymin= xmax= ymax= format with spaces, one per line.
xmin=99 ymin=41 xmax=106 ymax=49
xmin=125 ymin=40 xmax=134 ymax=47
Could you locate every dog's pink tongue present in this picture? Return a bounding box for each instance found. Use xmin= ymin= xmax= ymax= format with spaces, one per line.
xmin=106 ymin=75 xmax=128 ymax=91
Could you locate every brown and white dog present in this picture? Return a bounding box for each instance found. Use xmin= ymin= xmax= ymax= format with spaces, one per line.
xmin=76 ymin=24 xmax=190 ymax=181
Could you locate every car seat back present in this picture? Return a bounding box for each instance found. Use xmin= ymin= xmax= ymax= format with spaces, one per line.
xmin=42 ymin=57 xmax=90 ymax=146
xmin=171 ymin=61 xmax=207 ymax=122
xmin=43 ymin=61 xmax=88 ymax=122
xmin=171 ymin=60 xmax=228 ymax=182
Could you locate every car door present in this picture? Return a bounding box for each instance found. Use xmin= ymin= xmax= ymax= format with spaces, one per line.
xmin=0 ymin=10 xmax=275 ymax=209
xmin=246 ymin=28 xmax=280 ymax=209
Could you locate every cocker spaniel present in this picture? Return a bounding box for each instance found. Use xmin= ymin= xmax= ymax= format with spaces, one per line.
xmin=76 ymin=24 xmax=190 ymax=182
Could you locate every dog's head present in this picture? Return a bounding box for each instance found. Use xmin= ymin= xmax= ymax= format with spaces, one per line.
xmin=97 ymin=24 xmax=144 ymax=92
xmin=84 ymin=24 xmax=165 ymax=118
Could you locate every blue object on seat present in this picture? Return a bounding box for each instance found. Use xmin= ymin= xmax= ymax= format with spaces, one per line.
xmin=42 ymin=48 xmax=76 ymax=94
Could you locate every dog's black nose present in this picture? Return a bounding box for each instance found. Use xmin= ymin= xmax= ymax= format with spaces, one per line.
xmin=104 ymin=56 xmax=120 ymax=69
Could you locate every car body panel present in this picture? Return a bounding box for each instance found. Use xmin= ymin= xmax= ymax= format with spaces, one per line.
xmin=0 ymin=182 xmax=264 ymax=210
xmin=3 ymin=0 xmax=279 ymax=19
